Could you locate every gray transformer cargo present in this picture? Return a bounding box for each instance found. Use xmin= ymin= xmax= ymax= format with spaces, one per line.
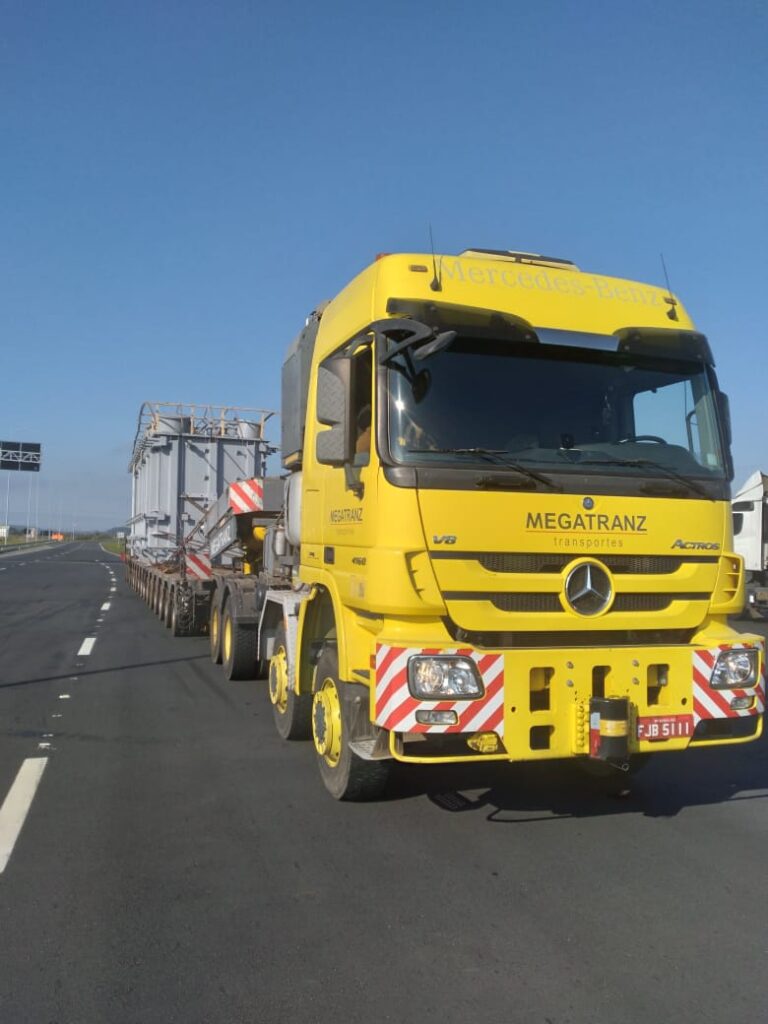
xmin=125 ymin=402 xmax=281 ymax=642
xmin=129 ymin=402 xmax=271 ymax=563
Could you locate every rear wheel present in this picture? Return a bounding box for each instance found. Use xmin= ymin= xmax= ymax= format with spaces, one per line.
xmin=268 ymin=623 xmax=312 ymax=739
xmin=222 ymin=604 xmax=258 ymax=680
xmin=209 ymin=590 xmax=223 ymax=663
xmin=312 ymin=646 xmax=390 ymax=801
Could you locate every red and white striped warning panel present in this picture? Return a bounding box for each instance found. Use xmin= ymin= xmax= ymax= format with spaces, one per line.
xmin=229 ymin=478 xmax=264 ymax=514
xmin=185 ymin=552 xmax=212 ymax=580
xmin=692 ymin=643 xmax=765 ymax=723
xmin=374 ymin=645 xmax=505 ymax=735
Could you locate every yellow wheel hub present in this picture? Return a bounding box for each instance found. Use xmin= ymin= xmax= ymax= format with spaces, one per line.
xmin=223 ymin=616 xmax=232 ymax=664
xmin=313 ymin=678 xmax=342 ymax=766
xmin=269 ymin=646 xmax=289 ymax=712
xmin=211 ymin=608 xmax=219 ymax=646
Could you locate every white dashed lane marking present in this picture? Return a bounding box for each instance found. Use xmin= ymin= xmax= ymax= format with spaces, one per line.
xmin=101 ymin=602 xmax=111 ymax=611
xmin=77 ymin=638 xmax=96 ymax=657
xmin=0 ymin=758 xmax=49 ymax=874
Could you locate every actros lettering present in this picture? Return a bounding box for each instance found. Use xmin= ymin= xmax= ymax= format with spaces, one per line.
xmin=671 ymin=539 xmax=720 ymax=550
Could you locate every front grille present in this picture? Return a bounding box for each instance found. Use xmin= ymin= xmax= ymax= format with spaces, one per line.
xmin=491 ymin=593 xmax=561 ymax=612
xmin=445 ymin=552 xmax=716 ymax=575
xmin=444 ymin=622 xmax=697 ymax=648
xmin=612 ymin=593 xmax=674 ymax=611
xmin=477 ymin=592 xmax=706 ymax=613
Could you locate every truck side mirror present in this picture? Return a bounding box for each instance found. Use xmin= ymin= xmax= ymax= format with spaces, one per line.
xmin=316 ymin=359 xmax=353 ymax=466
xmin=718 ymin=390 xmax=732 ymax=447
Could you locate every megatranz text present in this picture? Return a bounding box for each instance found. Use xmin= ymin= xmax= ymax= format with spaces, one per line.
xmin=526 ymin=511 xmax=647 ymax=533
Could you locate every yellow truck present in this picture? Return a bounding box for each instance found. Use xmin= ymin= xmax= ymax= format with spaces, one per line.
xmin=247 ymin=249 xmax=766 ymax=798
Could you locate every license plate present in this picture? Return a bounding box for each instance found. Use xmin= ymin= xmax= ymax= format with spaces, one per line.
xmin=637 ymin=714 xmax=694 ymax=740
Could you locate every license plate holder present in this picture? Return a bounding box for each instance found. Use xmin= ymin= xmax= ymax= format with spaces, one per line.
xmin=637 ymin=714 xmax=693 ymax=741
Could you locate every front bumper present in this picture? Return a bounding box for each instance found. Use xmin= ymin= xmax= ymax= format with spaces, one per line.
xmin=373 ymin=639 xmax=766 ymax=764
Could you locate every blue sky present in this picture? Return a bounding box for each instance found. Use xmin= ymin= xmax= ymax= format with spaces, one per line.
xmin=1 ymin=0 xmax=766 ymax=529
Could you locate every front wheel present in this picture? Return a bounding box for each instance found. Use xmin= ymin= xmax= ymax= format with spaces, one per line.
xmin=312 ymin=646 xmax=390 ymax=801
xmin=268 ymin=623 xmax=312 ymax=739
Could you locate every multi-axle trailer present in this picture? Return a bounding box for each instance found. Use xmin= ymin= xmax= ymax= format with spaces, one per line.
xmin=125 ymin=402 xmax=284 ymax=674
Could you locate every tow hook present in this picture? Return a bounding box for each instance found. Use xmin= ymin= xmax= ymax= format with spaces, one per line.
xmin=589 ymin=697 xmax=630 ymax=761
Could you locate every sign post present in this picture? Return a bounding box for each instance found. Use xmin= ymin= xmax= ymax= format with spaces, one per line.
xmin=1 ymin=441 xmax=42 ymax=544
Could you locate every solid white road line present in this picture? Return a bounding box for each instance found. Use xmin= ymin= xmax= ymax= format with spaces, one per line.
xmin=101 ymin=602 xmax=111 ymax=611
xmin=0 ymin=758 xmax=49 ymax=874
xmin=77 ymin=638 xmax=96 ymax=656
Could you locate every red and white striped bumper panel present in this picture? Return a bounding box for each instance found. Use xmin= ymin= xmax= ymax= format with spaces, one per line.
xmin=692 ymin=643 xmax=765 ymax=723
xmin=228 ymin=478 xmax=264 ymax=514
xmin=374 ymin=645 xmax=505 ymax=735
xmin=185 ymin=552 xmax=212 ymax=580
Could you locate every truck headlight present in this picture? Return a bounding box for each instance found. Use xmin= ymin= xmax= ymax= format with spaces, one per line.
xmin=710 ymin=649 xmax=759 ymax=689
xmin=408 ymin=656 xmax=484 ymax=700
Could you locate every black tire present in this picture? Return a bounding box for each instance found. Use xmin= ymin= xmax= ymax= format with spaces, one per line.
xmin=209 ymin=588 xmax=223 ymax=663
xmin=163 ymin=586 xmax=173 ymax=628
xmin=312 ymin=646 xmax=390 ymax=801
xmin=169 ymin=589 xmax=184 ymax=637
xmin=269 ymin=623 xmax=312 ymax=740
xmin=221 ymin=603 xmax=258 ymax=681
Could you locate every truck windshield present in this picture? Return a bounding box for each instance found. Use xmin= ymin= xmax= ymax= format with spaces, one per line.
xmin=385 ymin=335 xmax=727 ymax=483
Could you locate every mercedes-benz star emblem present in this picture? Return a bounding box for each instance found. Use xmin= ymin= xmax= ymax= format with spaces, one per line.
xmin=564 ymin=561 xmax=613 ymax=616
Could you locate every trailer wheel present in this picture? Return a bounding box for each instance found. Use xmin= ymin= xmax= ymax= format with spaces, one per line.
xmin=221 ymin=605 xmax=258 ymax=681
xmin=163 ymin=585 xmax=173 ymax=628
xmin=209 ymin=590 xmax=223 ymax=663
xmin=269 ymin=623 xmax=311 ymax=740
xmin=312 ymin=646 xmax=390 ymax=801
xmin=169 ymin=589 xmax=185 ymax=637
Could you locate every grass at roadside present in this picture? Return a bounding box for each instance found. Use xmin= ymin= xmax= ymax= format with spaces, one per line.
xmin=100 ymin=539 xmax=125 ymax=555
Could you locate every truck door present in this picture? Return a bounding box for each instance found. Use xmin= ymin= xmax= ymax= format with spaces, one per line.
xmin=321 ymin=343 xmax=376 ymax=607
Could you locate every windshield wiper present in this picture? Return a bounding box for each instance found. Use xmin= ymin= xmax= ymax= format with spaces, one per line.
xmin=407 ymin=448 xmax=560 ymax=490
xmin=577 ymin=457 xmax=711 ymax=499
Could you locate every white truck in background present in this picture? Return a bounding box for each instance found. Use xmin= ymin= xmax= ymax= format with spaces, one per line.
xmin=733 ymin=471 xmax=768 ymax=619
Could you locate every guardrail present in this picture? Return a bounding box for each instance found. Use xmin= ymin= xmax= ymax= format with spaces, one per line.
xmin=0 ymin=540 xmax=59 ymax=556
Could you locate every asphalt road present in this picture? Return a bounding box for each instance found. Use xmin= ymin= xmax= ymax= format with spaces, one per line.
xmin=1 ymin=541 xmax=767 ymax=1024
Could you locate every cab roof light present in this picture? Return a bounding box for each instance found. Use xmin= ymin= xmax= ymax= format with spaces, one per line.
xmin=459 ymin=248 xmax=579 ymax=271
